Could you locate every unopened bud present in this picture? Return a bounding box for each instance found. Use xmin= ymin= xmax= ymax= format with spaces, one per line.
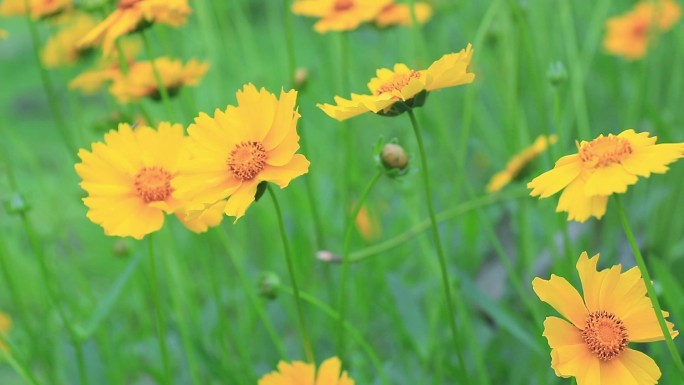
xmin=4 ymin=193 xmax=30 ymax=215
xmin=381 ymin=143 xmax=408 ymax=170
xmin=316 ymin=250 xmax=341 ymax=263
xmin=112 ymin=239 xmax=131 ymax=258
xmin=547 ymin=61 xmax=568 ymax=87
xmin=294 ymin=67 xmax=309 ymax=90
xmin=259 ymin=272 xmax=281 ymax=300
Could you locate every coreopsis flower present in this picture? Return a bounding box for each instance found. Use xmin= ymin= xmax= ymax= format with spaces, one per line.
xmin=533 ymin=252 xmax=678 ymax=384
xmin=78 ymin=0 xmax=191 ymax=57
xmin=172 ymin=83 xmax=310 ymax=221
xmin=374 ymin=2 xmax=432 ymax=28
xmin=68 ymin=38 xmax=141 ymax=94
xmin=75 ymin=122 xmax=190 ymax=239
xmin=0 ymin=0 xmax=71 ymax=19
xmin=0 ymin=312 xmax=10 ymax=352
xmin=318 ymin=44 xmax=474 ymax=121
xmin=604 ymin=0 xmax=681 ymax=60
xmin=258 ymin=357 xmax=354 ymax=385
xmin=486 ymin=134 xmax=557 ymax=193
xmin=41 ymin=13 xmax=97 ymax=68
xmin=292 ymin=0 xmax=392 ymax=33
xmin=109 ymin=57 xmax=208 ymax=103
xmin=528 ymin=130 xmax=684 ymax=222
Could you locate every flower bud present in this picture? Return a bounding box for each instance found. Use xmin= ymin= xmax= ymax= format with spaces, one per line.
xmin=3 ymin=193 xmax=30 ymax=215
xmin=381 ymin=143 xmax=408 ymax=170
xmin=294 ymin=67 xmax=309 ymax=90
xmin=112 ymin=239 xmax=131 ymax=258
xmin=259 ymin=272 xmax=281 ymax=300
xmin=547 ymin=61 xmax=568 ymax=87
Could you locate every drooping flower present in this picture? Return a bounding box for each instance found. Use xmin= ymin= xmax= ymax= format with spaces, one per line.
xmin=0 ymin=312 xmax=10 ymax=352
xmin=0 ymin=0 xmax=72 ymax=19
xmin=68 ymin=38 xmax=141 ymax=94
xmin=75 ymin=122 xmax=189 ymax=239
xmin=533 ymin=252 xmax=678 ymax=385
xmin=604 ymin=0 xmax=681 ymax=60
xmin=41 ymin=12 xmax=98 ymax=68
xmin=77 ymin=0 xmax=191 ymax=57
xmin=527 ymin=129 xmax=684 ymax=222
xmin=292 ymin=0 xmax=392 ymax=33
xmin=374 ymin=1 xmax=432 ymax=28
xmin=172 ymin=83 xmax=310 ymax=222
xmin=486 ymin=134 xmax=557 ymax=193
xmin=318 ymin=44 xmax=474 ymax=121
xmin=258 ymin=356 xmax=355 ymax=385
xmin=108 ymin=57 xmax=208 ymax=103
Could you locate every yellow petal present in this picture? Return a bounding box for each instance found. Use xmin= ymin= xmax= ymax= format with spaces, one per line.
xmin=574 ymin=354 xmax=601 ymax=385
xmin=266 ymin=122 xmax=300 ymax=166
xmin=424 ymin=44 xmax=475 ymax=91
xmin=551 ymin=344 xmax=597 ymax=380
xmin=317 ymin=95 xmax=371 ymax=121
xmin=278 ymin=360 xmax=315 ymax=385
xmin=583 ymin=164 xmax=638 ymax=196
xmin=576 ymin=252 xmax=606 ymax=313
xmin=622 ymin=304 xmax=678 ymax=342
xmin=235 ymin=83 xmax=277 ymax=143
xmin=259 ymin=154 xmax=310 ymax=188
xmin=556 ymin=174 xmax=608 ymax=222
xmin=315 ymin=357 xmax=342 ymax=384
xmin=532 ymin=276 xmax=588 ymax=328
xmin=527 ymin=154 xmax=582 ymax=198
xmin=602 ymin=266 xmax=644 ymax=316
xmin=263 ymin=88 xmax=299 ymax=150
xmin=620 ymin=143 xmax=684 ymax=177
xmin=224 ymin=180 xmax=259 ymax=222
xmin=610 ymin=348 xmax=661 ymax=385
xmin=543 ymin=316 xmax=584 ymax=348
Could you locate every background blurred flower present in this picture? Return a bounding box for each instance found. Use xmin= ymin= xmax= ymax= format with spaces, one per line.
xmin=604 ymin=0 xmax=681 ymax=60
xmin=0 ymin=312 xmax=10 ymax=352
xmin=533 ymin=252 xmax=678 ymax=384
xmin=109 ymin=57 xmax=208 ymax=103
xmin=374 ymin=1 xmax=432 ymax=28
xmin=78 ymin=0 xmax=191 ymax=56
xmin=41 ymin=12 xmax=97 ymax=68
xmin=68 ymin=38 xmax=141 ymax=94
xmin=318 ymin=44 xmax=474 ymax=120
xmin=528 ymin=129 xmax=684 ymax=222
xmin=172 ymin=84 xmax=310 ymax=221
xmin=0 ymin=29 xmax=7 ymax=39
xmin=0 ymin=0 xmax=71 ymax=19
xmin=292 ymin=0 xmax=392 ymax=33
xmin=354 ymin=203 xmax=381 ymax=241
xmin=487 ymin=134 xmax=557 ymax=193
xmin=258 ymin=356 xmax=354 ymax=385
xmin=75 ymin=122 xmax=188 ymax=239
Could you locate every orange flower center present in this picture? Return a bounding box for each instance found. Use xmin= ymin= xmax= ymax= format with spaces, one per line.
xmin=375 ymin=71 xmax=421 ymax=95
xmin=118 ymin=0 xmax=142 ymax=9
xmin=579 ymin=135 xmax=633 ymax=168
xmin=334 ymin=0 xmax=355 ymax=12
xmin=581 ymin=311 xmax=629 ymax=361
xmin=631 ymin=22 xmax=649 ymax=38
xmin=227 ymin=141 xmax=267 ymax=181
xmin=134 ymin=166 xmax=173 ymax=203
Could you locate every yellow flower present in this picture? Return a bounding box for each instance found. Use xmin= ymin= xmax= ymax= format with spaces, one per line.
xmin=0 ymin=312 xmax=10 ymax=352
xmin=533 ymin=252 xmax=678 ymax=385
xmin=174 ymin=200 xmax=225 ymax=233
xmin=258 ymin=357 xmax=355 ymax=385
xmin=0 ymin=29 xmax=7 ymax=39
xmin=527 ymin=129 xmax=684 ymax=222
xmin=78 ymin=0 xmax=191 ymax=57
xmin=68 ymin=38 xmax=141 ymax=94
xmin=355 ymin=203 xmax=381 ymax=241
xmin=108 ymin=57 xmax=208 ymax=103
xmin=172 ymin=83 xmax=310 ymax=222
xmin=0 ymin=0 xmax=71 ymax=19
xmin=318 ymin=44 xmax=474 ymax=121
xmin=41 ymin=12 xmax=98 ymax=68
xmin=292 ymin=0 xmax=392 ymax=33
xmin=486 ymin=134 xmax=557 ymax=193
xmin=374 ymin=2 xmax=432 ymax=28
xmin=604 ymin=0 xmax=681 ymax=60
xmin=75 ymin=122 xmax=188 ymax=239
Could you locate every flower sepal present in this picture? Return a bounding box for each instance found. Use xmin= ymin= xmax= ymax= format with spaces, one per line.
xmin=377 ymin=90 xmax=428 ymax=117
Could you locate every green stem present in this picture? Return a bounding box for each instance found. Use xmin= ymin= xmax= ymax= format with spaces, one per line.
xmin=279 ymin=286 xmax=390 ymax=385
xmin=267 ymin=185 xmax=315 ymax=363
xmin=141 ymin=30 xmax=176 ymax=121
xmin=614 ymin=196 xmax=684 ymax=380
xmin=337 ymin=171 xmax=382 ymax=359
xmin=24 ymin=6 xmax=78 ymax=160
xmin=1 ymin=348 xmax=43 ymax=385
xmin=407 ymin=110 xmax=473 ymax=383
xmin=282 ymin=0 xmax=296 ymax=85
xmin=147 ymin=236 xmax=173 ymax=385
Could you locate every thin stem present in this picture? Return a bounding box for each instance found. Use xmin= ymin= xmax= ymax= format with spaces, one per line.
xmin=141 ymin=30 xmax=176 ymax=121
xmin=24 ymin=6 xmax=78 ymax=160
xmin=407 ymin=110 xmax=472 ymax=383
xmin=282 ymin=0 xmax=296 ymax=86
xmin=147 ymin=236 xmax=173 ymax=385
xmin=337 ymin=171 xmax=383 ymax=359
xmin=614 ymin=196 xmax=684 ymax=380
xmin=267 ymin=185 xmax=315 ymax=363
xmin=1 ymin=348 xmax=43 ymax=385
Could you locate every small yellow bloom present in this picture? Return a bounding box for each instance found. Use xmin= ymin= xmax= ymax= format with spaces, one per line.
xmin=75 ymin=122 xmax=189 ymax=239
xmin=172 ymin=84 xmax=310 ymax=222
xmin=375 ymin=2 xmax=432 ymax=28
xmin=0 ymin=0 xmax=71 ymax=19
xmin=258 ymin=356 xmax=355 ymax=385
xmin=292 ymin=0 xmax=392 ymax=33
xmin=487 ymin=135 xmax=557 ymax=193
xmin=68 ymin=38 xmax=141 ymax=94
xmin=604 ymin=0 xmax=681 ymax=60
xmin=78 ymin=0 xmax=191 ymax=57
xmin=109 ymin=57 xmax=208 ymax=103
xmin=41 ymin=13 xmax=98 ymax=68
xmin=533 ymin=252 xmax=678 ymax=384
xmin=318 ymin=44 xmax=474 ymax=121
xmin=0 ymin=312 xmax=10 ymax=352
xmin=528 ymin=130 xmax=684 ymax=222
xmin=355 ymin=203 xmax=381 ymax=241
